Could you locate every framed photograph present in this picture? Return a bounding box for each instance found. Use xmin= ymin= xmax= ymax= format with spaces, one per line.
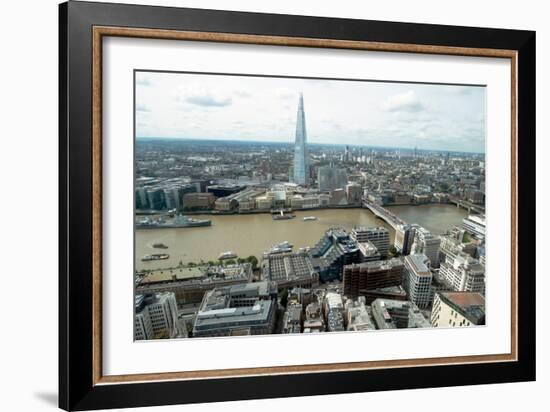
xmin=59 ymin=1 xmax=536 ymax=410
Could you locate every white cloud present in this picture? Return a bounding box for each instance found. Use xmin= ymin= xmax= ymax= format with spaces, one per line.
xmin=135 ymin=73 xmax=486 ymax=153
xmin=382 ymin=90 xmax=425 ymax=113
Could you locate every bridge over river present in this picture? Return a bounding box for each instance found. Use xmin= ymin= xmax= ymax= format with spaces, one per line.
xmin=362 ymin=199 xmax=408 ymax=231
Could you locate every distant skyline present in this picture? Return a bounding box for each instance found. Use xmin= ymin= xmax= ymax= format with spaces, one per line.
xmin=136 ymin=71 xmax=486 ymax=153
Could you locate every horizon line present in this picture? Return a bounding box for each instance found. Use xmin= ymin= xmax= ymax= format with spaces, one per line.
xmin=136 ymin=136 xmax=486 ymax=155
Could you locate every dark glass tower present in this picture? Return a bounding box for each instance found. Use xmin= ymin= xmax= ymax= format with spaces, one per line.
xmin=293 ymin=94 xmax=309 ymax=185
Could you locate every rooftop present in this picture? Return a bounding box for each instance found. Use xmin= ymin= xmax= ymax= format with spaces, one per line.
xmin=438 ymin=292 xmax=486 ymax=325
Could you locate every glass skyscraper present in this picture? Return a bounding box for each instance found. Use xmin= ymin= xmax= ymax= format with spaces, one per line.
xmin=293 ymin=94 xmax=309 ymax=186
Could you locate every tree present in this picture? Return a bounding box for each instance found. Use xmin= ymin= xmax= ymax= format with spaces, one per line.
xmin=225 ymin=259 xmax=236 ymax=265
xmin=246 ymin=255 xmax=259 ymax=269
xmin=187 ymin=262 xmax=196 ymax=267
xmin=388 ymin=245 xmax=400 ymax=257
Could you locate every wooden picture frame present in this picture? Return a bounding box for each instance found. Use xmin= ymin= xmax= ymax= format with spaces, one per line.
xmin=59 ymin=1 xmax=535 ymax=410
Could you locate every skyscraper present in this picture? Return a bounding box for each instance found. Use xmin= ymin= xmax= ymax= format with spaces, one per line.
xmin=293 ymin=94 xmax=309 ymax=186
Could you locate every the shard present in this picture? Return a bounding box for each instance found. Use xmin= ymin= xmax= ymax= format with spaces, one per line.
xmin=293 ymin=93 xmax=309 ymax=186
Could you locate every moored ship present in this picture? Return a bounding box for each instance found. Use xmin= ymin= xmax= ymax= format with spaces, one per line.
xmin=218 ymin=251 xmax=238 ymax=260
xmin=136 ymin=215 xmax=211 ymax=229
xmin=141 ymin=253 xmax=169 ymax=262
xmin=272 ymin=209 xmax=295 ymax=220
xmin=268 ymin=241 xmax=294 ymax=254
xmin=303 ymin=216 xmax=318 ymax=221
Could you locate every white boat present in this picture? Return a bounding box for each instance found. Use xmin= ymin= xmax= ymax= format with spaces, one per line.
xmin=303 ymin=216 xmax=318 ymax=221
xmin=219 ymin=251 xmax=238 ymax=260
xmin=268 ymin=241 xmax=294 ymax=254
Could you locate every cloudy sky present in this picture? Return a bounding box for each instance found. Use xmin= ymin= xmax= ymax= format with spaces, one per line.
xmin=135 ymin=71 xmax=486 ymax=153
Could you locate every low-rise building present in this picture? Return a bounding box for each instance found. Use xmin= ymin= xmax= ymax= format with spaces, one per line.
xmin=136 ymin=264 xmax=253 ymax=306
xmin=262 ymin=252 xmax=319 ymax=290
xmin=192 ymin=281 xmax=278 ymax=337
xmin=345 ymin=298 xmax=376 ymax=331
xmin=371 ymin=299 xmax=431 ymax=329
xmin=282 ymin=303 xmax=303 ymax=334
xmin=303 ymin=302 xmax=325 ymax=332
xmin=135 ymin=292 xmax=183 ymax=340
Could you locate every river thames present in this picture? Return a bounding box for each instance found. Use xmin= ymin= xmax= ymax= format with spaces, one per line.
xmin=135 ymin=204 xmax=467 ymax=271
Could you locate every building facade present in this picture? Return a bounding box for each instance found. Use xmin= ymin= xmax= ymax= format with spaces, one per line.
xmin=351 ymin=226 xmax=390 ymax=257
xmin=403 ymin=254 xmax=434 ymax=309
xmin=135 ymin=292 xmax=181 ymax=340
xmin=342 ymin=258 xmax=404 ymax=299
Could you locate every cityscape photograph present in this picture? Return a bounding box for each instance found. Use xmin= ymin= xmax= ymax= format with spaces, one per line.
xmin=134 ymin=71 xmax=487 ymax=340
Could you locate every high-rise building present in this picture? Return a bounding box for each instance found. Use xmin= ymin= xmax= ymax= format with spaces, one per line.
xmin=394 ymin=223 xmax=418 ymax=255
xmin=318 ymin=166 xmax=348 ymax=191
xmin=342 ymin=258 xmax=404 ymax=299
xmin=438 ymin=252 xmax=485 ymax=293
xmin=346 ymin=183 xmax=363 ymax=204
xmin=293 ymin=94 xmax=309 ymax=186
xmin=351 ymin=226 xmax=390 ymax=257
xmin=403 ymin=254 xmax=434 ymax=309
xmin=411 ymin=227 xmax=441 ymax=268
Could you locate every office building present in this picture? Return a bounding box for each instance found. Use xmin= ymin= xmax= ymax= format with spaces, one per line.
xmin=439 ymin=252 xmax=485 ymax=293
xmin=262 ymin=252 xmax=319 ymax=290
xmin=342 ymin=258 xmax=404 ymax=299
xmin=318 ymin=165 xmax=348 ymax=192
xmin=346 ymin=182 xmax=363 ymax=204
xmin=182 ymin=192 xmax=215 ymax=210
xmin=394 ymin=223 xmax=416 ymax=255
xmin=192 ymin=281 xmax=277 ymax=337
xmin=439 ymin=235 xmax=476 ymax=266
xmin=293 ymin=94 xmax=309 ymax=186
xmin=351 ymin=226 xmax=390 ymax=257
xmin=411 ymin=227 xmax=441 ymax=268
xmin=310 ymin=229 xmax=361 ymax=282
xmin=462 ymin=214 xmax=486 ymax=238
xmin=136 ymin=263 xmax=253 ymax=306
xmin=431 ymin=292 xmax=485 ymax=327
xmin=135 ymin=292 xmax=181 ymax=340
xmin=403 ymin=254 xmax=434 ymax=309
